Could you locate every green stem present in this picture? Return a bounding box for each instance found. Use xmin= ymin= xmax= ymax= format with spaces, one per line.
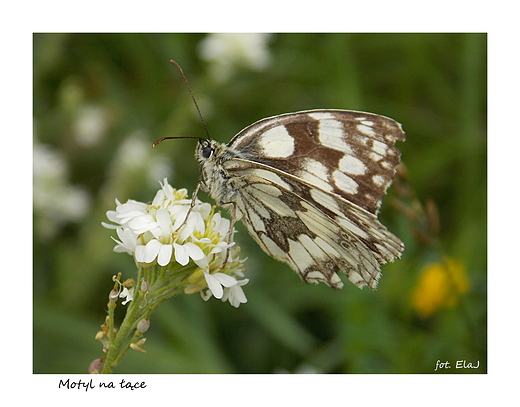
xmin=101 ymin=290 xmax=145 ymax=373
xmin=100 ymin=264 xmax=194 ymax=373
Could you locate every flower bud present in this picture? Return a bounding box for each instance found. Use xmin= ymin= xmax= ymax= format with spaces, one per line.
xmin=140 ymin=279 xmax=149 ymax=293
xmin=137 ymin=318 xmax=150 ymax=334
xmin=109 ymin=288 xmax=119 ymax=303
xmin=88 ymin=358 xmax=104 ymax=374
xmin=130 ymin=338 xmax=147 ymax=353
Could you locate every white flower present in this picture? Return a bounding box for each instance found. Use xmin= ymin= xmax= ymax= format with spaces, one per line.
xmin=103 ymin=178 xmax=248 ymax=307
xmin=108 ymin=132 xmax=172 ymax=189
xmin=73 ymin=104 xmax=108 ymax=147
xmin=103 ymin=179 xmax=209 ymax=266
xmin=173 ymin=242 xmax=206 ymax=267
xmin=33 ymin=141 xmax=90 ymax=238
xmin=103 ymin=199 xmax=150 ymax=231
xmin=136 ymin=239 xmax=173 ymax=266
xmin=198 ymin=33 xmax=273 ymax=82
xmin=203 ymin=272 xmax=239 ymax=299
xmin=119 ymin=287 xmax=134 ymax=305
xmin=222 ymin=278 xmax=249 ymax=308
xmin=111 ymin=227 xmax=138 ymax=255
xmin=201 ymin=272 xmax=249 ymax=308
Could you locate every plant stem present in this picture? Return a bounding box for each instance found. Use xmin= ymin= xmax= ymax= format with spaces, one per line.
xmin=100 ymin=264 xmax=190 ymax=373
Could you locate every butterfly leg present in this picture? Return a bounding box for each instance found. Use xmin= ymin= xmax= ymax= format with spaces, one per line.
xmin=172 ymin=170 xmax=204 ymax=234
xmin=215 ymin=199 xmax=239 ymax=271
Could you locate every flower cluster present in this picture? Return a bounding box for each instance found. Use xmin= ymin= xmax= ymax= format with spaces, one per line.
xmin=102 ymin=178 xmax=248 ymax=307
xmin=410 ymin=257 xmax=469 ymax=318
xmin=33 ymin=141 xmax=90 ymax=238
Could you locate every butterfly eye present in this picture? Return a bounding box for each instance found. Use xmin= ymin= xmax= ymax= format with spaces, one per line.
xmin=201 ymin=144 xmax=213 ymax=159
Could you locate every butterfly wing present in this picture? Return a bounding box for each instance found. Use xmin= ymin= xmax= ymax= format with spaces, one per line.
xmin=200 ymin=109 xmax=404 ymax=289
xmin=228 ymin=109 xmax=405 ymax=214
xmin=222 ymin=158 xmax=403 ymax=289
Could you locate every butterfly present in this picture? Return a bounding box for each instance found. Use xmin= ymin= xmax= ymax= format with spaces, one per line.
xmin=187 ymin=108 xmax=405 ymax=289
xmin=155 ymin=62 xmax=404 ymax=289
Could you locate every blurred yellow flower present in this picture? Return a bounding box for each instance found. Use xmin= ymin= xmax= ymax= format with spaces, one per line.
xmin=411 ymin=257 xmax=469 ymax=318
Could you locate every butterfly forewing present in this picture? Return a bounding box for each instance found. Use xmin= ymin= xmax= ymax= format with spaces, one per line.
xmin=228 ymin=110 xmax=405 ymax=214
xmin=197 ymin=109 xmax=405 ymax=289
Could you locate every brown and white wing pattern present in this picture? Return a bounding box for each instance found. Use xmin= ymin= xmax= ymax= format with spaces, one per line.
xmin=197 ymin=109 xmax=405 ymax=289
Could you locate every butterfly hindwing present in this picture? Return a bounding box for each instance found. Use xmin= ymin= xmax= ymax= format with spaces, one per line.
xmin=223 ymin=159 xmax=402 ymax=288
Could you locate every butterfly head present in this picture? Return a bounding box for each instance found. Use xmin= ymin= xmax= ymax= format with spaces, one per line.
xmin=196 ymin=139 xmax=221 ymax=185
xmin=196 ymin=138 xmax=239 ymax=165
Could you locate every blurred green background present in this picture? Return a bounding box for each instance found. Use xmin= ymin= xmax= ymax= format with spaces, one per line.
xmin=33 ymin=33 xmax=486 ymax=374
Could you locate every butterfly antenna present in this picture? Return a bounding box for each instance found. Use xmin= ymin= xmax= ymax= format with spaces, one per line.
xmin=170 ymin=60 xmax=211 ymax=141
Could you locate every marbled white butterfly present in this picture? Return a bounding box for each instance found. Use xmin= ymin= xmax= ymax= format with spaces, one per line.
xmin=156 ymin=63 xmax=405 ymax=289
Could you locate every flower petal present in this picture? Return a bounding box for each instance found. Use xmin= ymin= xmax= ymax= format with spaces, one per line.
xmin=102 ymin=221 xmax=118 ymax=230
xmin=119 ymin=287 xmax=134 ymax=305
xmin=200 ymin=289 xmax=212 ymax=301
xmin=155 ymin=207 xmax=172 ymax=237
xmin=151 ymin=189 xmax=165 ymax=207
xmin=104 ymin=210 xmax=119 ymax=224
xmin=112 ymin=227 xmax=137 ymax=254
xmin=222 ymin=279 xmax=248 ymax=307
xmin=159 ymin=178 xmax=175 ymax=201
xmin=143 ymin=239 xmax=162 ymax=263
xmin=204 ymin=272 xmax=224 ymax=299
xmin=174 ymin=243 xmax=189 ymax=266
xmin=231 ymin=283 xmax=248 ymax=305
xmin=197 ymin=202 xmax=212 ymax=220
xmin=158 ymin=244 xmax=173 ymax=266
xmin=172 ymin=206 xmax=189 ymax=232
xmin=183 ymin=242 xmax=205 ymax=261
xmin=179 ymin=212 xmax=203 ymax=242
xmin=193 ymin=255 xmax=209 ymax=270
xmin=128 ymin=214 xmax=158 ymax=234
xmin=213 ymin=272 xmax=238 ymax=287
xmin=135 ymin=245 xmax=147 ymax=262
